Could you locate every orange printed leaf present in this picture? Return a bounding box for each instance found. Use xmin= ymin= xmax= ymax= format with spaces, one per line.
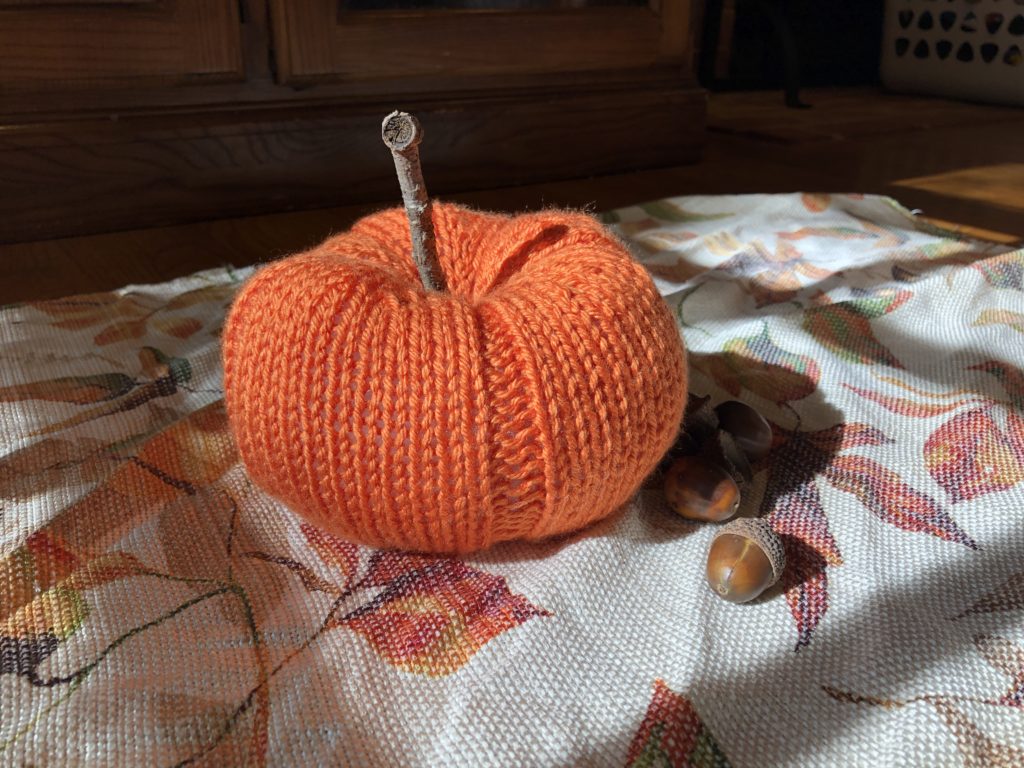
xmin=931 ymin=699 xmax=1024 ymax=766
xmin=163 ymin=283 xmax=236 ymax=311
xmin=778 ymin=226 xmax=872 ymax=242
xmin=338 ymin=552 xmax=549 ymax=676
xmin=800 ymin=193 xmax=831 ymax=212
xmin=845 ymin=384 xmax=986 ymax=418
xmin=973 ymin=634 xmax=1024 ymax=706
xmin=152 ymin=316 xmax=203 ymax=339
xmin=29 ymin=292 xmax=149 ymax=330
xmin=824 ymin=455 xmax=977 ymax=548
xmin=925 ymin=407 xmax=1024 ymax=503
xmin=626 ymin=679 xmax=731 ymax=768
xmin=645 ymin=257 xmax=706 ymax=284
xmin=0 ymin=372 xmax=136 ymax=405
xmin=974 ymin=309 xmax=1024 ymax=335
xmin=93 ymin=317 xmax=150 ymax=346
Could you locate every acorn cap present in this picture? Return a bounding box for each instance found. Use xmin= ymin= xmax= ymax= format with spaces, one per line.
xmin=712 ymin=517 xmax=786 ymax=584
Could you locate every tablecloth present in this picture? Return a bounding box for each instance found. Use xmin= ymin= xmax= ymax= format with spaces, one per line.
xmin=1 ymin=193 xmax=1022 ymax=766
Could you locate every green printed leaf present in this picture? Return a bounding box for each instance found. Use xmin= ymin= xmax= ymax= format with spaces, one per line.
xmin=802 ymin=291 xmax=910 ymax=366
xmin=640 ymin=200 xmax=732 ymax=224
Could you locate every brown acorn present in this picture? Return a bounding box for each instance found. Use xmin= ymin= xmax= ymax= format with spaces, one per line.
xmin=663 ymin=455 xmax=740 ymax=523
xmin=706 ymin=518 xmax=785 ymax=603
xmin=714 ymin=400 xmax=773 ymax=463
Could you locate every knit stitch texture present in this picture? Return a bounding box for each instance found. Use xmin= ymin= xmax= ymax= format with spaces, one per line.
xmin=222 ymin=203 xmax=688 ymax=553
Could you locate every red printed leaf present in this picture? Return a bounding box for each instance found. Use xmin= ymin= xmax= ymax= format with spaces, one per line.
xmin=804 ymin=422 xmax=893 ymax=454
xmin=968 ymin=361 xmax=1024 ymax=409
xmin=626 ymin=679 xmax=731 ymax=768
xmin=925 ymin=407 xmax=1024 ymax=503
xmin=824 ymin=455 xmax=977 ymax=548
xmin=767 ymin=479 xmax=842 ymax=567
xmin=338 ymin=553 xmax=550 ymax=676
xmin=780 ymin=536 xmax=830 ymax=651
xmin=973 ymin=251 xmax=1024 ymax=291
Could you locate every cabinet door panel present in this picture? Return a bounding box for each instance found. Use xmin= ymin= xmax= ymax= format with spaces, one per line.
xmin=0 ymin=0 xmax=243 ymax=95
xmin=270 ymin=0 xmax=692 ymax=86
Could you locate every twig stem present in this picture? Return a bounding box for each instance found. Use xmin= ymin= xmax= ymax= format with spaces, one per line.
xmin=381 ymin=111 xmax=446 ymax=292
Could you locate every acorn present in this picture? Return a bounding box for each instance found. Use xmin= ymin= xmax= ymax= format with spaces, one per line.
xmin=714 ymin=400 xmax=773 ymax=463
xmin=706 ymin=518 xmax=785 ymax=603
xmin=663 ymin=454 xmax=741 ymax=523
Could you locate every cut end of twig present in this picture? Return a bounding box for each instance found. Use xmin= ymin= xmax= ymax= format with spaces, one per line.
xmin=381 ymin=110 xmax=446 ymax=293
xmin=382 ymin=111 xmax=422 ymax=153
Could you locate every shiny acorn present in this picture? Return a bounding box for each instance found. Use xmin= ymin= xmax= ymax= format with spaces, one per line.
xmin=706 ymin=518 xmax=785 ymax=603
xmin=714 ymin=400 xmax=773 ymax=463
xmin=663 ymin=455 xmax=741 ymax=523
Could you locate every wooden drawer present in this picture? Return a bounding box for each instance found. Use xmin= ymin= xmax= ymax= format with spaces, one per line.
xmin=269 ymin=0 xmax=694 ymax=88
xmin=0 ymin=0 xmax=244 ymax=96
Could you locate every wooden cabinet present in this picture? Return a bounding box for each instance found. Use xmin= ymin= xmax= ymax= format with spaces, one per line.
xmin=0 ymin=1 xmax=244 ymax=94
xmin=0 ymin=0 xmax=705 ymax=243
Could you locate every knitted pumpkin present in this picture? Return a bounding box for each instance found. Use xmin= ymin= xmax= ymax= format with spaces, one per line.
xmin=222 ymin=203 xmax=687 ymax=553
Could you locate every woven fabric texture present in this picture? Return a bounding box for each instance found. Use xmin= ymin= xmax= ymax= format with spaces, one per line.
xmin=222 ymin=203 xmax=687 ymax=553
xmin=1 ymin=194 xmax=1023 ymax=766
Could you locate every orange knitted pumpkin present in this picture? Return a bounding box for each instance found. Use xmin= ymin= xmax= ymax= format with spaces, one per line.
xmin=222 ymin=203 xmax=687 ymax=553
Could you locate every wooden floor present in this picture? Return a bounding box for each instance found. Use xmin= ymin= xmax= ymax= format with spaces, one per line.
xmin=3 ymin=87 xmax=1022 ymax=304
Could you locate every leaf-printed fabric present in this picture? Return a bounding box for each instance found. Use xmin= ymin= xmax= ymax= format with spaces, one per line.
xmin=1 ymin=193 xmax=1023 ymax=766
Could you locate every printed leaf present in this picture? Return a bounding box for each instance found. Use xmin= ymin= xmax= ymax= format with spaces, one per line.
xmin=338 ymin=552 xmax=549 ymax=677
xmin=801 ymin=193 xmax=831 ymax=212
xmin=1 ymin=585 xmax=88 ymax=641
xmin=301 ymin=522 xmax=359 ymax=591
xmin=925 ymin=407 xmax=1024 ymax=503
xmin=954 ymin=573 xmax=1024 ymax=619
xmin=31 ymin=401 xmax=235 ymax=564
xmin=152 ymin=317 xmax=203 ymax=340
xmin=29 ymin=292 xmax=149 ymax=330
xmin=0 ymin=372 xmax=137 ymax=405
xmin=973 ymin=635 xmax=1024 ymax=706
xmin=778 ymin=226 xmax=872 ymax=242
xmin=824 ymin=455 xmax=977 ymax=548
xmin=163 ymin=283 xmax=236 ymax=311
xmin=640 ymin=201 xmax=732 ymax=224
xmin=767 ymin=479 xmax=842 ymax=567
xmin=802 ymin=291 xmax=910 ymax=366
xmin=780 ymin=536 xmax=830 ymax=651
xmin=718 ymin=240 xmax=831 ymax=308
xmin=969 ymin=361 xmax=1024 ymax=409
xmin=244 ymin=552 xmax=341 ymax=596
xmin=690 ymin=328 xmax=819 ymax=404
xmin=645 ymin=257 xmax=706 ymax=284
xmin=626 ymin=679 xmax=731 ymax=768
xmin=974 ymin=309 xmax=1024 ymax=335
xmin=93 ymin=318 xmax=150 ymax=346
xmin=973 ymin=251 xmax=1024 ymax=291
xmin=804 ymin=422 xmax=893 ymax=454
xmin=30 ymin=350 xmax=192 ymax=437
xmin=931 ymin=698 xmax=1024 ymax=766
xmin=845 ymin=384 xmax=986 ymax=418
